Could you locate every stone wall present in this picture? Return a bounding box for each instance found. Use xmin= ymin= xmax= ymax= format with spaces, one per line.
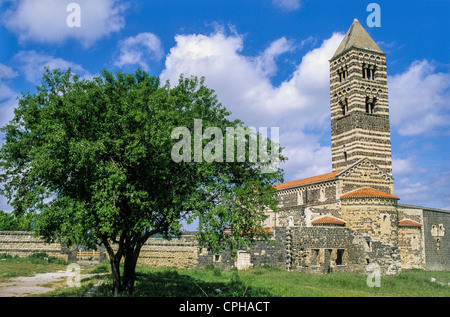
xmin=197 ymin=227 xmax=288 ymax=271
xmin=338 ymin=158 xmax=393 ymax=195
xmin=0 ymin=231 xmax=71 ymax=261
xmin=423 ymin=209 xmax=450 ymax=271
xmin=398 ymin=226 xmax=425 ymax=269
xmin=289 ymin=226 xmax=401 ymax=275
xmin=397 ymin=205 xmax=426 ymax=269
xmin=138 ymin=233 xmax=199 ymax=268
xmin=341 ymin=196 xmax=398 ymax=246
xmin=276 ymin=181 xmax=338 ymax=208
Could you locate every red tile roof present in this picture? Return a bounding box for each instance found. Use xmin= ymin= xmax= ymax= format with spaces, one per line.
xmin=274 ymin=170 xmax=341 ymax=190
xmin=340 ymin=187 xmax=399 ymax=200
xmin=311 ymin=215 xmax=346 ymax=225
xmin=398 ymin=219 xmax=422 ymax=227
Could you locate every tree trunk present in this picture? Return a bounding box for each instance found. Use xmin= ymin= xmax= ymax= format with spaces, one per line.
xmin=110 ymin=255 xmax=122 ymax=296
xmin=102 ymin=237 xmax=123 ymax=296
xmin=122 ymin=243 xmax=142 ymax=296
xmin=102 ymin=233 xmax=151 ymax=296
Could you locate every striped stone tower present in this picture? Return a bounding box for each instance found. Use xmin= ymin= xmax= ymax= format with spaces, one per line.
xmin=329 ymin=19 xmax=392 ymax=176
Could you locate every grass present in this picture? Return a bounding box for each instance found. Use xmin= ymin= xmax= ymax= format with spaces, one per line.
xmin=51 ymin=263 xmax=450 ymax=297
xmin=0 ymin=253 xmax=68 ymax=283
xmin=2 ymin=255 xmax=450 ymax=297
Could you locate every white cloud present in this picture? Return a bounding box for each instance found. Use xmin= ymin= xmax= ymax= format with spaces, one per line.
xmin=389 ymin=60 xmax=450 ymax=136
xmin=254 ymin=37 xmax=295 ymax=77
xmin=392 ymin=158 xmax=414 ymax=176
xmin=160 ymin=29 xmax=344 ymax=181
xmin=273 ymin=0 xmax=301 ymax=11
xmin=0 ymin=100 xmax=17 ymax=129
xmin=0 ymin=64 xmax=18 ymax=80
xmin=392 ymin=157 xmax=428 ymax=177
xmin=114 ymin=32 xmax=164 ymax=71
xmin=281 ymin=131 xmax=332 ymax=180
xmin=2 ymin=0 xmax=127 ymax=47
xmin=13 ymin=50 xmax=91 ymax=84
xmin=161 ymin=30 xmax=343 ymax=129
xmin=0 ymin=63 xmax=18 ymax=129
xmin=395 ymin=178 xmax=429 ymax=203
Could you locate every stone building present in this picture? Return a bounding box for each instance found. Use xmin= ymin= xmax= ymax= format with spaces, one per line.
xmin=256 ymin=19 xmax=450 ymax=275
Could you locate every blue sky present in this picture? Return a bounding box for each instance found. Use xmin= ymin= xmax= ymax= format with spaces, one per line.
xmin=0 ymin=0 xmax=449 ymax=211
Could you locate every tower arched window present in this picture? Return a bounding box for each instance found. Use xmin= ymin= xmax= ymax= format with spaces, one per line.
xmin=366 ymin=97 xmax=376 ymax=114
xmin=342 ymin=98 xmax=348 ymax=115
xmin=338 ymin=67 xmax=348 ymax=83
xmin=363 ymin=64 xmax=376 ymax=80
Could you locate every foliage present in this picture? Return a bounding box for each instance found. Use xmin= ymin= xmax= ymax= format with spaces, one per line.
xmin=0 ymin=210 xmax=35 ymax=231
xmin=0 ymin=67 xmax=285 ymax=295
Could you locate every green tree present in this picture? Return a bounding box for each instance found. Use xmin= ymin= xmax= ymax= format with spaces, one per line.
xmin=0 ymin=210 xmax=35 ymax=231
xmin=0 ymin=68 xmax=285 ymax=296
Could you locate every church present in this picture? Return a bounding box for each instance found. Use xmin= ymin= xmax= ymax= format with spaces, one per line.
xmin=214 ymin=19 xmax=450 ymax=275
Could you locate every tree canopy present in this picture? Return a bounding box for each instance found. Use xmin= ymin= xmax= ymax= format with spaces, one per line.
xmin=0 ymin=210 xmax=35 ymax=231
xmin=0 ymin=68 xmax=285 ymax=295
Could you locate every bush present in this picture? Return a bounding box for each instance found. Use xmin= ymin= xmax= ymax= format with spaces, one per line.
xmin=0 ymin=253 xmax=16 ymax=260
xmin=204 ymin=264 xmax=222 ymax=276
xmin=27 ymin=252 xmax=67 ymax=265
xmin=89 ymin=260 xmax=111 ymax=274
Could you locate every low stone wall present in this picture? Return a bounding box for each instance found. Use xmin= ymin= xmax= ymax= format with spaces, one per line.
xmin=0 ymin=231 xmax=202 ymax=267
xmin=0 ymin=231 xmax=70 ymax=261
xmin=138 ymin=233 xmax=199 ymax=268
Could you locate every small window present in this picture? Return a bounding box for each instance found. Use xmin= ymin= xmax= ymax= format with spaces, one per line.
xmin=341 ymin=98 xmax=348 ymax=115
xmin=366 ymin=97 xmax=376 ymax=114
xmin=363 ymin=64 xmax=376 ymax=80
xmin=365 ymin=239 xmax=372 ymax=252
xmin=213 ymin=254 xmax=221 ymax=262
xmin=311 ymin=249 xmax=319 ymax=265
xmin=338 ymin=67 xmax=348 ymax=83
xmin=288 ymin=216 xmax=294 ymax=227
xmin=336 ymin=249 xmax=345 ymax=266
xmin=432 ymin=225 xmax=438 ymax=236
xmin=319 ymin=188 xmax=326 ymax=202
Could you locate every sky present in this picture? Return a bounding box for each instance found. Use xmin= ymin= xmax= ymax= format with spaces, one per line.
xmin=0 ymin=0 xmax=449 ymax=212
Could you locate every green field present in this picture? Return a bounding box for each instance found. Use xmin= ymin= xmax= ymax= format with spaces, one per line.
xmin=1 ymin=254 xmax=450 ymax=297
xmin=47 ymin=262 xmax=450 ymax=297
xmin=0 ymin=253 xmax=68 ymax=282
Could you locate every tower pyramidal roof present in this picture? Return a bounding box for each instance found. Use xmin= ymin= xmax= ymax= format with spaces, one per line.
xmin=332 ymin=18 xmax=384 ymax=60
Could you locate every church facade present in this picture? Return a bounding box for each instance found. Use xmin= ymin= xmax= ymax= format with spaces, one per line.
xmin=202 ymin=19 xmax=450 ymax=275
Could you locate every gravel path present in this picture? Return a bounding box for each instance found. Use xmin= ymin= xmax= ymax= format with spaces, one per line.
xmin=0 ymin=261 xmax=103 ymax=297
xmin=0 ymin=270 xmax=70 ymax=297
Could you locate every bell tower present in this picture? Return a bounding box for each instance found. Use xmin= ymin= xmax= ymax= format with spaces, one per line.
xmin=329 ymin=19 xmax=392 ymax=176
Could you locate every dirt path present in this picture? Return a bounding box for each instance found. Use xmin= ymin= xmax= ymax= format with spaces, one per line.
xmin=0 ymin=270 xmax=70 ymax=297
xmin=0 ymin=261 xmax=102 ymax=297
